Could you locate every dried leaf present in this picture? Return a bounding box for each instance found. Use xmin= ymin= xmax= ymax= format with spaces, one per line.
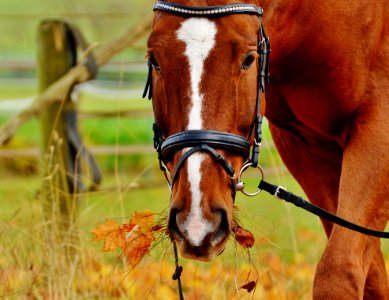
xmin=233 ymin=224 xmax=255 ymax=248
xmin=91 ymin=219 xmax=126 ymax=252
xmin=128 ymin=210 xmax=154 ymax=233
xmin=123 ymin=211 xmax=156 ymax=267
xmin=240 ymin=280 xmax=257 ymax=293
xmin=92 ymin=211 xmax=160 ymax=268
xmin=123 ymin=226 xmax=156 ymax=268
xmin=122 ymin=223 xmax=136 ymax=233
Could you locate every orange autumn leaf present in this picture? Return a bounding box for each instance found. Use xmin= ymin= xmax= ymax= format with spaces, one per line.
xmin=123 ymin=210 xmax=157 ymax=267
xmin=123 ymin=225 xmax=156 ymax=268
xmin=128 ymin=210 xmax=154 ymax=233
xmin=233 ymin=224 xmax=255 ymax=248
xmin=92 ymin=211 xmax=160 ymax=268
xmin=240 ymin=280 xmax=257 ymax=293
xmin=91 ymin=219 xmax=127 ymax=252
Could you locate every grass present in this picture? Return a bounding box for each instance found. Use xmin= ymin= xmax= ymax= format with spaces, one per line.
xmin=3 ymin=162 xmax=387 ymax=299
xmin=1 ymin=141 xmax=388 ymax=299
xmin=0 ymin=167 xmax=323 ymax=299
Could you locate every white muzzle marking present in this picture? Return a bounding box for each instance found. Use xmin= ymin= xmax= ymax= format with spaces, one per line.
xmin=176 ymin=18 xmax=217 ymax=246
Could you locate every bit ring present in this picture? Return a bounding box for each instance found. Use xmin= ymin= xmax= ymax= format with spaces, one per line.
xmin=236 ymin=162 xmax=264 ymax=197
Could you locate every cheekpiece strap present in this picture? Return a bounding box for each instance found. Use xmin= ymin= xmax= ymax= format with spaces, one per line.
xmin=250 ymin=18 xmax=270 ymax=167
xmin=152 ymin=123 xmax=166 ymax=171
xmin=153 ymin=1 xmax=263 ymax=17
xmin=142 ymin=59 xmax=153 ymax=100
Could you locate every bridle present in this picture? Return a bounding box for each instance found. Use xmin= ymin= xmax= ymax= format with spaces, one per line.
xmin=143 ymin=1 xmax=270 ymax=194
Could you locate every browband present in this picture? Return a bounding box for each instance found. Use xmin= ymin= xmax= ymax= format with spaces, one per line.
xmin=153 ymin=1 xmax=263 ymax=17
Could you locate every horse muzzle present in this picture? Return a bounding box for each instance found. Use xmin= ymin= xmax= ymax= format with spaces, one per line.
xmin=168 ymin=205 xmax=231 ymax=261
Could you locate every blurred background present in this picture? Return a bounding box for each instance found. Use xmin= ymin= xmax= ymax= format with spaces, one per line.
xmin=1 ymin=1 xmax=387 ymax=299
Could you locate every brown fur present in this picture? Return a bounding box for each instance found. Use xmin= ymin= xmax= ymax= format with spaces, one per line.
xmin=261 ymin=0 xmax=389 ymax=298
xmin=147 ymin=0 xmax=389 ymax=298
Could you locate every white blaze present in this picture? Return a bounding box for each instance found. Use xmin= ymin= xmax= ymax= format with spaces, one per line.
xmin=176 ymin=18 xmax=217 ymax=246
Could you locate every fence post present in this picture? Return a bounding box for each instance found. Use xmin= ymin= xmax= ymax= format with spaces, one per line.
xmin=37 ymin=20 xmax=79 ymax=261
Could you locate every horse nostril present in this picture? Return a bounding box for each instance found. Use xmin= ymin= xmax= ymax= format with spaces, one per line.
xmin=168 ymin=208 xmax=185 ymax=240
xmin=168 ymin=208 xmax=184 ymax=240
xmin=211 ymin=209 xmax=230 ymax=246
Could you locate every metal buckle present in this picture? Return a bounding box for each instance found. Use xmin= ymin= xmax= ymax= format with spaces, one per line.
xmin=274 ymin=186 xmax=287 ymax=199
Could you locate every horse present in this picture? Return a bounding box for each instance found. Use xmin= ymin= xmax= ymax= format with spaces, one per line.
xmin=145 ymin=0 xmax=389 ymax=298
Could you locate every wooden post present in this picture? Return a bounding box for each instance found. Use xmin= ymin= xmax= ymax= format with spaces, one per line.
xmin=37 ymin=20 xmax=79 ymax=261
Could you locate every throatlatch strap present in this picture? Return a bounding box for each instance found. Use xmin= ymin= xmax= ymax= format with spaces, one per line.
xmin=259 ymin=180 xmax=389 ymax=239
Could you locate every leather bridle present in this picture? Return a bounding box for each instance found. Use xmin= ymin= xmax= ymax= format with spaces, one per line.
xmin=143 ymin=1 xmax=270 ymax=192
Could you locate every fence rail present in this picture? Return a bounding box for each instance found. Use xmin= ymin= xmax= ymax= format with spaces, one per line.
xmin=0 ymin=12 xmax=148 ymax=20
xmin=0 ymin=60 xmax=147 ymax=71
xmin=0 ymin=145 xmax=155 ymax=158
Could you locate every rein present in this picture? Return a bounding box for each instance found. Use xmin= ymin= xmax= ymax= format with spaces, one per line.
xmin=144 ymin=1 xmax=389 ymax=299
xmin=258 ymin=181 xmax=389 ymax=238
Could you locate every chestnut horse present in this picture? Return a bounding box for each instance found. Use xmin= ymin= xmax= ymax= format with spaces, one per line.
xmin=146 ymin=0 xmax=389 ymax=298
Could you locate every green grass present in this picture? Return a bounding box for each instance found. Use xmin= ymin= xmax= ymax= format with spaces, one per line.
xmin=0 ymin=169 xmax=323 ymax=258
xmin=0 ymin=167 xmax=320 ymax=299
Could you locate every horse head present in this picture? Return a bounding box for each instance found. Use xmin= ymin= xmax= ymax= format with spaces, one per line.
xmin=145 ymin=0 xmax=265 ymax=261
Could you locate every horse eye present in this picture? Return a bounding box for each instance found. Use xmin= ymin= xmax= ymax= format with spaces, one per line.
xmin=149 ymin=54 xmax=160 ymax=70
xmin=241 ymin=54 xmax=256 ymax=70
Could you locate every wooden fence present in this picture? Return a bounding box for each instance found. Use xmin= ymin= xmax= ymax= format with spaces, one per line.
xmin=0 ymin=19 xmax=153 ymax=262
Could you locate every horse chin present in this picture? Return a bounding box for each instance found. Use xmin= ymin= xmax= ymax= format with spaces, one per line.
xmin=175 ymin=236 xmax=229 ymax=262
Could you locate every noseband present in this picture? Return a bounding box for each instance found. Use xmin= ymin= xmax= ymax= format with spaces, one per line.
xmin=143 ymin=1 xmax=270 ymax=191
